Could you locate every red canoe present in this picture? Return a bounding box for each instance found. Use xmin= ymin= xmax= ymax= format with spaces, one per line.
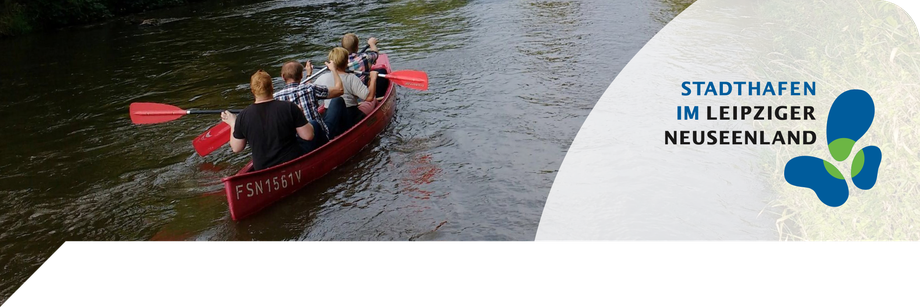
xmin=221 ymin=54 xmax=397 ymax=220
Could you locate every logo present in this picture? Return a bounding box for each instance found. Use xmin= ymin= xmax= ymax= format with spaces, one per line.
xmin=783 ymin=89 xmax=882 ymax=207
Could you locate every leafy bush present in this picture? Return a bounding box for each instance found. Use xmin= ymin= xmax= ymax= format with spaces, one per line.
xmin=0 ymin=0 xmax=30 ymax=36
xmin=0 ymin=0 xmax=201 ymax=37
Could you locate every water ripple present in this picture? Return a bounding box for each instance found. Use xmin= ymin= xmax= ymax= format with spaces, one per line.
xmin=0 ymin=0 xmax=685 ymax=300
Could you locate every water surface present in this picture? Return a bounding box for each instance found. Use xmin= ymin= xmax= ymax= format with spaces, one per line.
xmin=0 ymin=0 xmax=692 ymax=300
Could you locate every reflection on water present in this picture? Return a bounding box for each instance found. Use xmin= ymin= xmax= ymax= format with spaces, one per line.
xmin=400 ymin=154 xmax=444 ymax=201
xmin=370 ymin=0 xmax=474 ymax=56
xmin=1 ymin=0 xmax=689 ymax=301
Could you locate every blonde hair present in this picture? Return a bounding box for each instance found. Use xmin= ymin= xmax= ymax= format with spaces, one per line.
xmin=342 ymin=33 xmax=359 ymax=54
xmin=250 ymin=70 xmax=273 ymax=97
xmin=281 ymin=61 xmax=303 ymax=82
xmin=328 ymin=47 xmax=350 ymax=71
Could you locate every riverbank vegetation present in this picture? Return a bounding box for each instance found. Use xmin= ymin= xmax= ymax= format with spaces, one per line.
xmin=654 ymin=0 xmax=695 ymax=24
xmin=754 ymin=0 xmax=920 ymax=240
xmin=0 ymin=0 xmax=204 ymax=36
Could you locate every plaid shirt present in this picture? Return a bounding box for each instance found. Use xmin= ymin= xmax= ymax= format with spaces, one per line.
xmin=348 ymin=51 xmax=378 ymax=83
xmin=273 ymin=81 xmax=330 ymax=140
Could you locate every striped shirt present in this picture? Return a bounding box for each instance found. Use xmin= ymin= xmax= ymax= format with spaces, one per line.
xmin=273 ymin=82 xmax=330 ymax=140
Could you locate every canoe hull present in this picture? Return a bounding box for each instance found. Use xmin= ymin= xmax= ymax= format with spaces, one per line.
xmin=221 ymin=54 xmax=396 ymax=221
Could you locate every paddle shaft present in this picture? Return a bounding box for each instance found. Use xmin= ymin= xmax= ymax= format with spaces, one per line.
xmin=133 ymin=109 xmax=241 ymax=116
xmin=305 ymin=67 xmax=328 ymax=81
xmin=311 ymin=69 xmax=379 ymax=76
xmin=352 ymin=71 xmax=387 ymax=77
xmin=189 ymin=109 xmax=242 ymax=115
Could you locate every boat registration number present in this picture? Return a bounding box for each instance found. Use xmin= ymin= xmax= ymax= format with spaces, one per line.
xmin=233 ymin=170 xmax=302 ymax=200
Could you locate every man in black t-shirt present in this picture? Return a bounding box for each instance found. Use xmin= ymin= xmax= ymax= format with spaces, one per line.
xmin=221 ymin=69 xmax=315 ymax=171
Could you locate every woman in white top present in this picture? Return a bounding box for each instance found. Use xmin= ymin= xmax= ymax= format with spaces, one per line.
xmin=315 ymin=47 xmax=378 ymax=138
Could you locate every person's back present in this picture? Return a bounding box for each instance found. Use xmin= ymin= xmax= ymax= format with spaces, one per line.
xmin=316 ymin=72 xmax=367 ymax=109
xmin=342 ymin=33 xmax=389 ymax=98
xmin=233 ymin=100 xmax=305 ymax=170
xmin=222 ymin=70 xmax=314 ymax=171
xmin=315 ymin=47 xmax=378 ymax=137
xmin=342 ymin=33 xmax=377 ymax=81
xmin=274 ymin=60 xmax=343 ymax=153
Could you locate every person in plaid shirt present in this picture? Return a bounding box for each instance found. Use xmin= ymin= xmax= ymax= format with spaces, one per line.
xmin=342 ymin=34 xmax=389 ymax=97
xmin=273 ymin=60 xmax=343 ymax=153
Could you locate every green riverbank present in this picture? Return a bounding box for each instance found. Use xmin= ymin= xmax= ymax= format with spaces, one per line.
xmin=755 ymin=0 xmax=920 ymax=240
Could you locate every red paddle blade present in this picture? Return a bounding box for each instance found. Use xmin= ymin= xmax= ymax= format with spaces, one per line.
xmin=192 ymin=122 xmax=231 ymax=157
xmin=385 ymin=70 xmax=428 ymax=91
xmin=130 ymin=102 xmax=188 ymax=124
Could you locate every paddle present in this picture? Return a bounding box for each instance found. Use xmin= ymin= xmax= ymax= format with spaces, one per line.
xmin=306 ymin=69 xmax=429 ymax=91
xmin=130 ymin=102 xmax=243 ymax=124
xmin=192 ymin=122 xmax=231 ymax=156
xmin=354 ymin=70 xmax=428 ymax=91
xmin=309 ymin=68 xmax=428 ymax=91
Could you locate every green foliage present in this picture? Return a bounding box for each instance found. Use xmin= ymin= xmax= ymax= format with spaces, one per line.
xmin=0 ymin=0 xmax=30 ymax=36
xmin=30 ymin=0 xmax=114 ymax=26
xmin=655 ymin=0 xmax=695 ymax=24
xmin=0 ymin=0 xmax=201 ymax=37
xmin=754 ymin=0 xmax=920 ymax=240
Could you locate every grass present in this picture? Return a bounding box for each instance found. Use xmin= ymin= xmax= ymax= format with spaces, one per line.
xmin=752 ymin=0 xmax=920 ymax=240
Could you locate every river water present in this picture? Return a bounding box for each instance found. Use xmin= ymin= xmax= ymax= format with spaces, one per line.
xmin=0 ymin=0 xmax=694 ymax=300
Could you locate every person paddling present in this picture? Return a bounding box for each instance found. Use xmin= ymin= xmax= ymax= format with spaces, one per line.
xmin=342 ymin=33 xmax=389 ymax=98
xmin=274 ymin=60 xmax=344 ymax=152
xmin=221 ymin=70 xmax=315 ymax=171
xmin=315 ymin=47 xmax=378 ymax=136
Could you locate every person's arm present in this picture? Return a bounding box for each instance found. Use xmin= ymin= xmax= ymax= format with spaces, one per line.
xmin=364 ymin=71 xmax=378 ymax=102
xmin=367 ymin=37 xmax=379 ymax=52
xmin=301 ymin=60 xmax=313 ymax=85
xmin=325 ymin=61 xmax=344 ymax=98
xmin=291 ymin=103 xmax=314 ymax=141
xmin=363 ymin=38 xmax=379 ymax=66
xmin=222 ymin=110 xmax=246 ymax=153
xmin=296 ymin=123 xmax=314 ymax=141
